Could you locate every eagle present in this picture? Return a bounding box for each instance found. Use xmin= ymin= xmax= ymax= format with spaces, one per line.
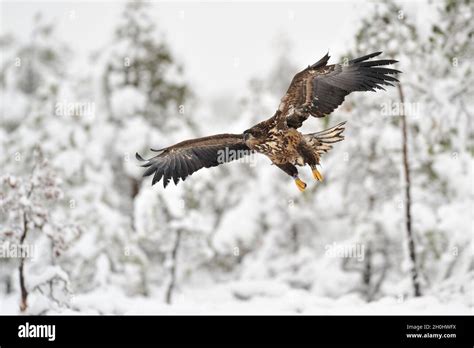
xmin=137 ymin=52 xmax=400 ymax=191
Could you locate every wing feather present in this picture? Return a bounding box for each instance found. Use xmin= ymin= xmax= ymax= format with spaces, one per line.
xmin=137 ymin=133 xmax=251 ymax=187
xmin=281 ymin=51 xmax=400 ymax=128
xmin=172 ymin=157 xmax=181 ymax=185
xmin=152 ymin=164 xmax=164 ymax=185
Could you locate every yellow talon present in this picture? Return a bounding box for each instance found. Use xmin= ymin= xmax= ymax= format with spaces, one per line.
xmin=312 ymin=168 xmax=324 ymax=181
xmin=294 ymin=178 xmax=307 ymax=192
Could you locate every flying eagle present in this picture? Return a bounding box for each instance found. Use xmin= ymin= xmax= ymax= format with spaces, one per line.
xmin=137 ymin=52 xmax=399 ymax=191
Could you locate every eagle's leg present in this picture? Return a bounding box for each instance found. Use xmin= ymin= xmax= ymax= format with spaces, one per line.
xmin=275 ymin=163 xmax=306 ymax=192
xmin=310 ymin=165 xmax=324 ymax=181
xmin=296 ymin=142 xmax=323 ymax=182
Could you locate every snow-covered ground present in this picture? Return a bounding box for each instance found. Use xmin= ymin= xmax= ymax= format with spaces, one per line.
xmin=1 ymin=280 xmax=471 ymax=315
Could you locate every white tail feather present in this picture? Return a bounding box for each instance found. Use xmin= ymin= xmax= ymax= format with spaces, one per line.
xmin=304 ymin=121 xmax=346 ymax=155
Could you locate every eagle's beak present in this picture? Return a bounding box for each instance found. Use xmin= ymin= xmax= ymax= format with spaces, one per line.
xmin=243 ymin=132 xmax=251 ymax=142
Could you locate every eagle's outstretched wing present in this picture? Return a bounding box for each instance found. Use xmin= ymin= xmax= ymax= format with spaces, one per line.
xmin=280 ymin=52 xmax=400 ymax=129
xmin=137 ymin=134 xmax=251 ymax=187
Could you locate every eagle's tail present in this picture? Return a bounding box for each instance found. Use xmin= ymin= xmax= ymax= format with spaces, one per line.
xmin=304 ymin=121 xmax=346 ymax=155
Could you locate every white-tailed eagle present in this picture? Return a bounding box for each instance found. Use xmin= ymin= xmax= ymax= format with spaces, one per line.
xmin=137 ymin=52 xmax=399 ymax=191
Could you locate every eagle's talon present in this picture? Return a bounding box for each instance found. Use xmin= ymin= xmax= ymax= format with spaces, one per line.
xmin=312 ymin=169 xmax=324 ymax=181
xmin=294 ymin=178 xmax=307 ymax=192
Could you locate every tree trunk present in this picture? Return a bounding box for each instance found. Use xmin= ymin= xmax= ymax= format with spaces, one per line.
xmin=363 ymin=242 xmax=372 ymax=301
xmin=397 ymin=83 xmax=421 ymax=297
xmin=19 ymin=211 xmax=29 ymax=312
xmin=165 ymin=229 xmax=182 ymax=304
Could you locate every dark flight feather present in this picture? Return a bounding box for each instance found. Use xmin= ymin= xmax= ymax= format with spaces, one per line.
xmin=136 ymin=134 xmax=251 ymax=187
xmin=282 ymin=51 xmax=400 ymax=128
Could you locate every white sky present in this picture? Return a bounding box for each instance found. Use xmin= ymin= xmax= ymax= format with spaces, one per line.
xmin=1 ymin=1 xmax=429 ymax=99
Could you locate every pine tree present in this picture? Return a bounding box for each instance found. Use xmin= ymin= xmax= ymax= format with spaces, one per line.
xmin=0 ymin=15 xmax=83 ymax=312
xmin=343 ymin=0 xmax=423 ymax=298
xmin=342 ymin=0 xmax=473 ymax=299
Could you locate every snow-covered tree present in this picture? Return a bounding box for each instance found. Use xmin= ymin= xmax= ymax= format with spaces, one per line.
xmin=337 ymin=0 xmax=473 ymax=300
xmin=0 ymin=147 xmax=80 ymax=313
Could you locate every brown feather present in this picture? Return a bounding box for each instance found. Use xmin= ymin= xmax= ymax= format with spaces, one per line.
xmin=137 ymin=134 xmax=251 ymax=187
xmin=280 ymin=52 xmax=400 ymax=129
